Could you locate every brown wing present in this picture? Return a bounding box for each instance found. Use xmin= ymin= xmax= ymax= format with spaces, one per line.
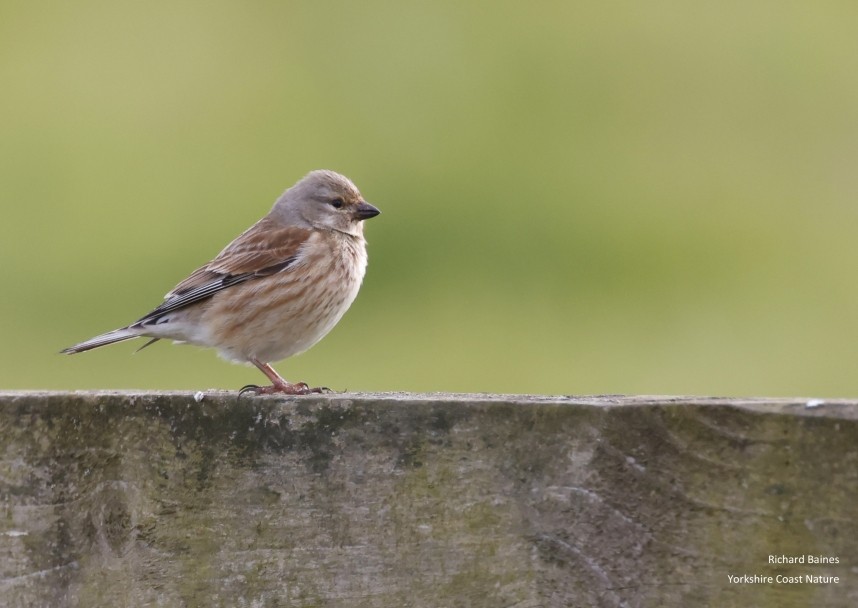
xmin=133 ymin=220 xmax=311 ymax=326
xmin=170 ymin=219 xmax=310 ymax=295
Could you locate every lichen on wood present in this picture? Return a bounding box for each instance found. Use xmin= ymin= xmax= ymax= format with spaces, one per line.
xmin=0 ymin=392 xmax=856 ymax=607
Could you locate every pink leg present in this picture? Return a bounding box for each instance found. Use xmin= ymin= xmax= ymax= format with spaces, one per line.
xmin=239 ymin=359 xmax=326 ymax=396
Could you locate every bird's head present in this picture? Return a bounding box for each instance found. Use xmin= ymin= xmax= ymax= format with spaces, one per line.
xmin=272 ymin=170 xmax=380 ymax=236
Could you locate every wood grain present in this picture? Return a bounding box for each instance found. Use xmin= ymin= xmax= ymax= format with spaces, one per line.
xmin=0 ymin=392 xmax=855 ymax=607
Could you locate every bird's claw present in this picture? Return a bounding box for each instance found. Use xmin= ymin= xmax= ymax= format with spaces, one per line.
xmin=238 ymin=382 xmax=331 ymax=396
xmin=239 ymin=384 xmax=261 ymax=397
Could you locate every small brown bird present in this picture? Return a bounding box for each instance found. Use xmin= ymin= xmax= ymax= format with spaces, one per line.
xmin=62 ymin=170 xmax=380 ymax=395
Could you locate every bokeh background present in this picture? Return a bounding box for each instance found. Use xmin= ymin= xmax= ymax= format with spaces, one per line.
xmin=2 ymin=1 xmax=857 ymax=396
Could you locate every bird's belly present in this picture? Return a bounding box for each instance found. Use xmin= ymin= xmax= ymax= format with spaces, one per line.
xmin=201 ymin=261 xmax=363 ymax=364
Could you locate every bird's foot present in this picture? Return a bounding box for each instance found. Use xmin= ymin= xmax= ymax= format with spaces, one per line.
xmin=238 ymin=381 xmax=331 ymax=397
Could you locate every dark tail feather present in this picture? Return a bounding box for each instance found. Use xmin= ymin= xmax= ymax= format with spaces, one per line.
xmin=60 ymin=327 xmax=142 ymax=354
xmin=134 ymin=337 xmax=161 ymax=353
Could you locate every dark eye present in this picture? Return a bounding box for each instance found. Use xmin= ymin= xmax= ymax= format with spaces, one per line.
xmin=330 ymin=198 xmax=344 ymax=209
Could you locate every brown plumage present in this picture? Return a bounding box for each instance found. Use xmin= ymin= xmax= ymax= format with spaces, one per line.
xmin=61 ymin=170 xmax=380 ymax=395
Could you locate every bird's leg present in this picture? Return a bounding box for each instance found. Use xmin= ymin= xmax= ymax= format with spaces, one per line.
xmin=239 ymin=359 xmax=326 ymax=396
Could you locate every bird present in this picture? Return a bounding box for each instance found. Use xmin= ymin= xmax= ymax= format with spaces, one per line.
xmin=61 ymin=169 xmax=380 ymax=395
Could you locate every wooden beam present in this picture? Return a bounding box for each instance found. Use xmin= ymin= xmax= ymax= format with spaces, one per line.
xmin=1 ymin=392 xmax=855 ymax=606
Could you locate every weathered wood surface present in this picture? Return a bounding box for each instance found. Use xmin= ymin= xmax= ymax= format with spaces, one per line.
xmin=0 ymin=392 xmax=855 ymax=607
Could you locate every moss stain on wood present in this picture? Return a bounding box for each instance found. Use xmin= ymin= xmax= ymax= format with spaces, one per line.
xmin=0 ymin=392 xmax=856 ymax=607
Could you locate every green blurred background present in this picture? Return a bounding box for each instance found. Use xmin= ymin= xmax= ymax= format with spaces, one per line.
xmin=2 ymin=1 xmax=857 ymax=396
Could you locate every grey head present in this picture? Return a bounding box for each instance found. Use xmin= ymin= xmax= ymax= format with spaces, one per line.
xmin=270 ymin=170 xmax=380 ymax=236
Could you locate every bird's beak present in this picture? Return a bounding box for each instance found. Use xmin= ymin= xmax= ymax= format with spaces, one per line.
xmin=353 ymin=201 xmax=381 ymax=220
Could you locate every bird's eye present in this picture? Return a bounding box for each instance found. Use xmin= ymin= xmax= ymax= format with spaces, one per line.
xmin=330 ymin=198 xmax=344 ymax=209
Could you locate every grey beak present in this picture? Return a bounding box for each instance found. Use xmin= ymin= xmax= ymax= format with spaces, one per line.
xmin=354 ymin=201 xmax=381 ymax=220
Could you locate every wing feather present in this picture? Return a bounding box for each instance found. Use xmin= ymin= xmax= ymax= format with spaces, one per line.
xmin=134 ymin=220 xmax=310 ymax=326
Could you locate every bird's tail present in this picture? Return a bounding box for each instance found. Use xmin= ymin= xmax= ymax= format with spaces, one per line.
xmin=60 ymin=327 xmax=144 ymax=354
